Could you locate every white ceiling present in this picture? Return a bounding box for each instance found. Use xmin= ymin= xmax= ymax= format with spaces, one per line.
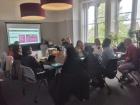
xmin=0 ymin=0 xmax=73 ymax=22
xmin=0 ymin=0 xmax=101 ymax=22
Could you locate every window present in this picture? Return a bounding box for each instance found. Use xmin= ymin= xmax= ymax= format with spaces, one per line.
xmin=87 ymin=6 xmax=95 ymax=42
xmin=87 ymin=3 xmax=105 ymax=43
xmin=136 ymin=0 xmax=140 ymax=30
xmin=98 ymin=3 xmax=105 ymax=42
xmin=118 ymin=0 xmax=132 ymax=41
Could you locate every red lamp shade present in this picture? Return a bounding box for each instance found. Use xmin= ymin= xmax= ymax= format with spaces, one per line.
xmin=40 ymin=0 xmax=72 ymax=11
xmin=20 ymin=3 xmax=45 ymax=20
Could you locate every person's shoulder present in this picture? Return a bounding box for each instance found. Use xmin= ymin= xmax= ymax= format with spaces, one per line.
xmin=128 ymin=44 xmax=136 ymax=50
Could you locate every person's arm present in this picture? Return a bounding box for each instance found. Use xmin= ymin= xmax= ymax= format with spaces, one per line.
xmin=31 ymin=57 xmax=40 ymax=68
xmin=125 ymin=47 xmax=132 ymax=62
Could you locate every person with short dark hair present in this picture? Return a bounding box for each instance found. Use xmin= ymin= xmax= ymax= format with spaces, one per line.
xmin=102 ymin=38 xmax=115 ymax=66
xmin=12 ymin=44 xmax=22 ymax=60
xmin=21 ymin=46 xmax=39 ymax=74
xmin=117 ymin=41 xmax=126 ymax=52
xmin=50 ymin=45 xmax=89 ymax=105
xmin=84 ymin=45 xmax=104 ymax=88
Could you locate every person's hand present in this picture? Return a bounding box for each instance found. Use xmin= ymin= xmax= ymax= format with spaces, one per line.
xmin=66 ymin=36 xmax=72 ymax=44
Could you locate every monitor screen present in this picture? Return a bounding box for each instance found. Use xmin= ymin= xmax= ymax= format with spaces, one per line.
xmin=6 ymin=23 xmax=41 ymax=45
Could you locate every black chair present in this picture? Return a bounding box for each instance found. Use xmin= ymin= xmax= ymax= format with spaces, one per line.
xmin=104 ymin=59 xmax=118 ymax=79
xmin=103 ymin=58 xmax=118 ymax=94
xmin=117 ymin=64 xmax=140 ymax=88
xmin=18 ymin=65 xmax=48 ymax=103
xmin=90 ymin=59 xmax=118 ymax=95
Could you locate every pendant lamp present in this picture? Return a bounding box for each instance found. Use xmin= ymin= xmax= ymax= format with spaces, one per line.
xmin=40 ymin=0 xmax=72 ymax=11
xmin=20 ymin=3 xmax=45 ymax=20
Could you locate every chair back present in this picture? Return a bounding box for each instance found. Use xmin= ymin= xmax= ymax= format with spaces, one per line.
xmin=11 ymin=60 xmax=23 ymax=80
xmin=21 ymin=65 xmax=36 ymax=83
xmin=104 ymin=59 xmax=118 ymax=79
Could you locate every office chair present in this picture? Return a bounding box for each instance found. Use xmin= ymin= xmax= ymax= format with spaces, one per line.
xmin=117 ymin=65 xmax=140 ymax=89
xmin=21 ymin=65 xmax=48 ymax=103
xmin=103 ymin=58 xmax=118 ymax=94
xmin=90 ymin=59 xmax=118 ymax=95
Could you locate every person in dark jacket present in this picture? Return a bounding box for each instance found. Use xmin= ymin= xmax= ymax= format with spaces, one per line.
xmin=50 ymin=45 xmax=89 ymax=105
xmin=84 ymin=45 xmax=105 ymax=88
xmin=12 ymin=44 xmax=22 ymax=60
xmin=84 ymin=46 xmax=103 ymax=76
xmin=21 ymin=46 xmax=40 ymax=74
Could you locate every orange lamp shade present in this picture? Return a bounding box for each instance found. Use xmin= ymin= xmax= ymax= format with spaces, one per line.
xmin=40 ymin=0 xmax=72 ymax=11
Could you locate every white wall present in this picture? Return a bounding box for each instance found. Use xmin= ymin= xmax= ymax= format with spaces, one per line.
xmin=41 ymin=22 xmax=59 ymax=43
xmin=0 ymin=21 xmax=8 ymax=53
xmin=0 ymin=0 xmax=17 ymax=21
xmin=0 ymin=0 xmax=73 ymax=22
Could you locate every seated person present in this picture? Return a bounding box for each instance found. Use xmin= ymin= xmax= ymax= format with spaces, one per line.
xmin=40 ymin=40 xmax=48 ymax=57
xmin=92 ymin=38 xmax=103 ymax=56
xmin=118 ymin=38 xmax=138 ymax=79
xmin=117 ymin=41 xmax=126 ymax=52
xmin=50 ymin=45 xmax=89 ymax=105
xmin=12 ymin=44 xmax=22 ymax=60
xmin=102 ymin=38 xmax=115 ymax=67
xmin=47 ymin=54 xmax=56 ymax=64
xmin=21 ymin=46 xmax=40 ymax=74
xmin=84 ymin=45 xmax=103 ymax=75
xmin=61 ymin=38 xmax=69 ymax=48
xmin=75 ymin=40 xmax=85 ymax=58
xmin=11 ymin=44 xmax=23 ymax=79
xmin=84 ymin=45 xmax=104 ymax=87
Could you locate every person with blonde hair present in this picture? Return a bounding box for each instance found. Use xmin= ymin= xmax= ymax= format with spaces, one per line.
xmin=93 ymin=38 xmax=103 ymax=56
xmin=75 ymin=40 xmax=85 ymax=58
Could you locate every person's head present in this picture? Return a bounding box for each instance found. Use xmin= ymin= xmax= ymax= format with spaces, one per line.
xmin=22 ymin=46 xmax=32 ymax=56
xmin=124 ymin=38 xmax=132 ymax=48
xmin=42 ymin=40 xmax=48 ymax=45
xmin=95 ymin=38 xmax=101 ymax=46
xmin=65 ymin=36 xmax=72 ymax=44
xmin=61 ymin=38 xmax=66 ymax=43
xmin=76 ymin=40 xmax=84 ymax=49
xmin=102 ymin=38 xmax=111 ymax=48
xmin=45 ymin=40 xmax=49 ymax=45
xmin=84 ymin=45 xmax=93 ymax=56
xmin=61 ymin=38 xmax=66 ymax=44
xmin=14 ymin=41 xmax=19 ymax=45
xmin=13 ymin=44 xmax=22 ymax=55
xmin=8 ymin=44 xmax=14 ymax=51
